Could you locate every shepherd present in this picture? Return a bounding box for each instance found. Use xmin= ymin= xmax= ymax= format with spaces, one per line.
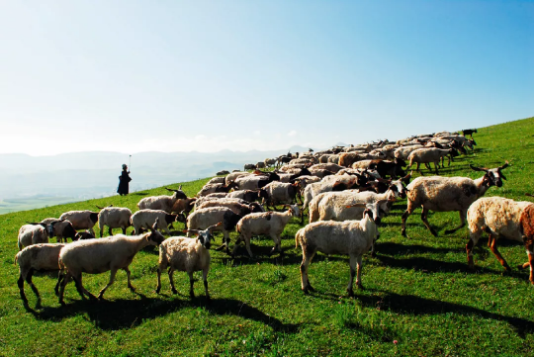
xmin=117 ymin=164 xmax=132 ymax=196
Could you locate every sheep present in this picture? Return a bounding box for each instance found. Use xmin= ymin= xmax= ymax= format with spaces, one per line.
xmin=234 ymin=171 xmax=280 ymax=191
xmin=130 ymin=209 xmax=185 ymax=235
xmin=466 ymin=197 xmax=533 ymax=275
xmin=309 ymin=163 xmax=344 ymax=173
xmin=75 ymin=230 xmax=95 ymax=240
xmin=155 ymin=223 xmax=220 ymax=300
xmin=295 ymin=202 xmax=381 ymax=297
xmin=234 ymin=204 xmax=300 ymax=257
xmin=302 ymin=175 xmax=358 ymax=212
xmin=244 ymin=163 xmax=256 ymax=170
xmin=197 ymin=181 xmax=237 ymax=197
xmin=98 ymin=207 xmax=132 ymax=237
xmin=137 ymin=186 xmax=188 ymax=214
xmin=225 ymin=171 xmax=252 ymax=185
xmin=407 ymin=148 xmax=454 ymax=174
xmin=187 ymin=207 xmax=244 ymax=253
xmin=401 ymin=162 xmax=510 ymax=237
xmin=39 ymin=218 xmax=78 ymax=243
xmin=308 ymin=186 xmax=402 ymax=223
xmin=171 ymin=197 xmax=197 ymax=218
xmin=15 ymin=243 xmax=66 ymax=307
xmin=59 ymin=210 xmax=99 ymax=236
xmin=196 ymin=199 xmax=264 ymax=215
xmin=215 ymin=170 xmax=230 ymax=175
xmin=520 ymin=204 xmax=534 ymax=283
xmin=18 ymin=224 xmax=51 ymax=250
xmin=256 ymin=161 xmax=266 ymax=169
xmin=227 ymin=189 xmax=260 ymax=203
xmin=462 ymin=128 xmax=477 ymax=139
xmin=259 ymin=182 xmax=301 ymax=210
xmin=393 ymin=145 xmax=424 ymax=160
xmin=57 ymin=220 xmax=165 ymax=304
xmin=264 ymin=158 xmax=277 ymax=168
xmin=206 ymin=177 xmax=226 ymax=185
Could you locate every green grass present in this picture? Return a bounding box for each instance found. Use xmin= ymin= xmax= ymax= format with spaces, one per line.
xmin=1 ymin=117 xmax=534 ymax=356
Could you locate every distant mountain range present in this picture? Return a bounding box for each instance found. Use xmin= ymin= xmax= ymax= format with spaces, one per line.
xmin=0 ymin=146 xmax=313 ymax=213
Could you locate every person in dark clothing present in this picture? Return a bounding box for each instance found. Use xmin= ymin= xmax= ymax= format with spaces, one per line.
xmin=117 ymin=164 xmax=132 ymax=196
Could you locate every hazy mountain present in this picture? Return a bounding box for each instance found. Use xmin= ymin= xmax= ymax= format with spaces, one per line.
xmin=0 ymin=146 xmax=312 ymax=213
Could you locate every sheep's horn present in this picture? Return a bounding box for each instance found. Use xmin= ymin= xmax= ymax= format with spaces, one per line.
xmin=206 ymin=222 xmax=222 ymax=232
xmin=469 ymin=164 xmax=489 ymax=172
xmin=96 ymin=205 xmax=104 ymax=210
xmin=498 ymin=161 xmax=510 ymax=171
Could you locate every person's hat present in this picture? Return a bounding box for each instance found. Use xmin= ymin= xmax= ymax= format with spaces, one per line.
xmin=122 ymin=164 xmax=127 ymax=169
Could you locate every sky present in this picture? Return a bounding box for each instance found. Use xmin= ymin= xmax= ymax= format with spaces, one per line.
xmin=0 ymin=0 xmax=532 ymax=156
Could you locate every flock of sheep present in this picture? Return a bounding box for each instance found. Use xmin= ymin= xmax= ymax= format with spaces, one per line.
xmin=14 ymin=127 xmax=534 ymax=309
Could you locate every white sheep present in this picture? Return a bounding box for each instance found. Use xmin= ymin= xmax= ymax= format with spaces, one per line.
xmin=466 ymin=197 xmax=533 ymax=275
xmin=259 ymin=182 xmax=301 ymax=210
xmin=18 ymin=224 xmax=50 ymax=250
xmin=137 ymin=186 xmax=187 ymax=213
xmin=98 ymin=207 xmax=132 ymax=237
xmin=206 ymin=177 xmax=226 ymax=185
xmin=187 ymin=207 xmax=243 ymax=253
xmin=295 ymin=202 xmax=381 ymax=297
xmin=57 ymin=220 xmax=165 ymax=304
xmin=234 ymin=204 xmax=300 ymax=257
xmin=401 ymin=162 xmax=509 ymax=237
xmin=15 ymin=243 xmax=66 ymax=307
xmin=196 ymin=198 xmax=263 ymax=215
xmin=156 ymin=223 xmax=220 ymax=300
xmin=130 ymin=209 xmax=183 ymax=235
xmin=393 ymin=145 xmax=424 ymax=160
xmin=407 ymin=147 xmax=453 ymax=174
xmin=59 ymin=210 xmax=99 ymax=236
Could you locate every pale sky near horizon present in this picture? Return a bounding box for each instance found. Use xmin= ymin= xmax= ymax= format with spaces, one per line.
xmin=0 ymin=0 xmax=532 ymax=156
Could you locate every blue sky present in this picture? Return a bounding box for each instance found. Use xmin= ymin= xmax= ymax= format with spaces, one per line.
xmin=0 ymin=0 xmax=532 ymax=155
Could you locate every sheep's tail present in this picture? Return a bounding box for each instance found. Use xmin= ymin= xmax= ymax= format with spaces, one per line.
xmin=58 ymin=256 xmax=66 ymax=270
xmin=14 ymin=252 xmax=20 ymax=265
xmin=308 ymin=199 xmax=319 ymax=223
xmin=295 ymin=229 xmax=303 ymax=249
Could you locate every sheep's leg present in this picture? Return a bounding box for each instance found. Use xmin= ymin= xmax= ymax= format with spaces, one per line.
xmin=54 ymin=270 xmax=65 ymax=296
xmin=168 ymin=268 xmax=177 ymax=294
xmin=347 ymin=255 xmax=357 ymax=297
xmin=401 ymin=202 xmax=415 ymax=237
xmin=100 ymin=227 xmax=104 ymax=238
xmin=98 ymin=269 xmax=117 ymax=300
xmin=89 ymin=228 xmax=95 ymax=236
xmin=123 ymin=267 xmax=135 ymax=292
xmin=76 ymin=274 xmax=97 ymax=301
xmin=155 ymin=265 xmax=163 ymax=293
xmin=24 ymin=268 xmax=41 ymax=307
xmin=444 ymin=210 xmax=466 ymax=234
xmin=202 ymin=268 xmax=210 ymax=301
xmin=108 ymin=227 xmax=113 ymax=236
xmin=420 ymin=207 xmax=437 ymax=237
xmin=244 ymin=234 xmax=254 ymax=258
xmin=489 ymin=236 xmax=511 ymax=271
xmin=269 ymin=233 xmax=280 ymax=255
xmin=527 ymin=243 xmax=534 ymax=284
xmin=466 ymin=231 xmax=481 ymax=269
xmin=434 ymin=162 xmax=439 ymax=175
xmin=18 ymin=272 xmax=27 ymax=304
xmin=58 ymin=273 xmax=72 ymax=305
xmin=72 ymin=273 xmax=87 ymax=300
xmin=188 ymin=271 xmax=195 ymax=298
xmin=122 ymin=227 xmax=127 ymax=235
xmin=300 ymin=248 xmax=316 ymax=293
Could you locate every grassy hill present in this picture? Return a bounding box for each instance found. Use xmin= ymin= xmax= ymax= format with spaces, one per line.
xmin=1 ymin=117 xmax=534 ymax=356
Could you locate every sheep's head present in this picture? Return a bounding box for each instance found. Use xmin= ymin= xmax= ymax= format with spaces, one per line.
xmin=147 ymin=218 xmax=165 ymax=246
xmin=249 ymin=202 xmax=264 ymax=213
xmin=166 ymin=186 xmax=188 ymax=200
xmin=188 ymin=222 xmax=220 ymax=249
xmin=470 ymin=161 xmax=510 ymax=188
xmin=283 ymin=204 xmax=300 ymax=218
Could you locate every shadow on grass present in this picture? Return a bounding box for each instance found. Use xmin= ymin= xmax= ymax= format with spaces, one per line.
xmin=28 ymin=297 xmax=300 ymax=333
xmin=357 ymin=291 xmax=534 ymax=338
xmin=377 ymin=242 xmax=464 ymax=255
xmin=130 ymin=192 xmax=149 ymax=196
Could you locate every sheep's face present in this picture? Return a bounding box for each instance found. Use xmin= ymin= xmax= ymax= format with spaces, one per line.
xmin=390 ymin=180 xmax=408 ymax=199
xmin=486 ymin=169 xmax=506 ymax=188
xmin=148 ymin=230 xmax=165 ymax=246
xmin=198 ymin=230 xmax=212 ymax=249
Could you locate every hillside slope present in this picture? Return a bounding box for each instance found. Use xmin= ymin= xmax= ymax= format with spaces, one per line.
xmin=1 ymin=117 xmax=533 ymax=356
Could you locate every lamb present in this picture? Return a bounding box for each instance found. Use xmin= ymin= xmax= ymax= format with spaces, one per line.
xmin=234 ymin=204 xmax=300 ymax=257
xmin=137 ymin=186 xmax=188 ymax=213
xmin=59 ymin=210 xmax=99 ymax=236
xmin=187 ymin=207 xmax=244 ymax=252
xmin=57 ymin=220 xmax=165 ymax=304
xmin=295 ymin=202 xmax=381 ymax=297
xmin=98 ymin=207 xmax=132 ymax=237
xmin=407 ymin=148 xmax=454 ymax=174
xmin=258 ymin=182 xmax=301 ymax=210
xmin=39 ymin=218 xmax=78 ymax=243
xmin=156 ymin=223 xmax=220 ymax=300
xmin=401 ymin=162 xmax=510 ymax=237
xmin=466 ymin=197 xmax=533 ymax=278
xmin=130 ymin=209 xmax=185 ymax=235
xmin=18 ymin=224 xmax=51 ymax=250
xmin=15 ymin=243 xmax=66 ymax=307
